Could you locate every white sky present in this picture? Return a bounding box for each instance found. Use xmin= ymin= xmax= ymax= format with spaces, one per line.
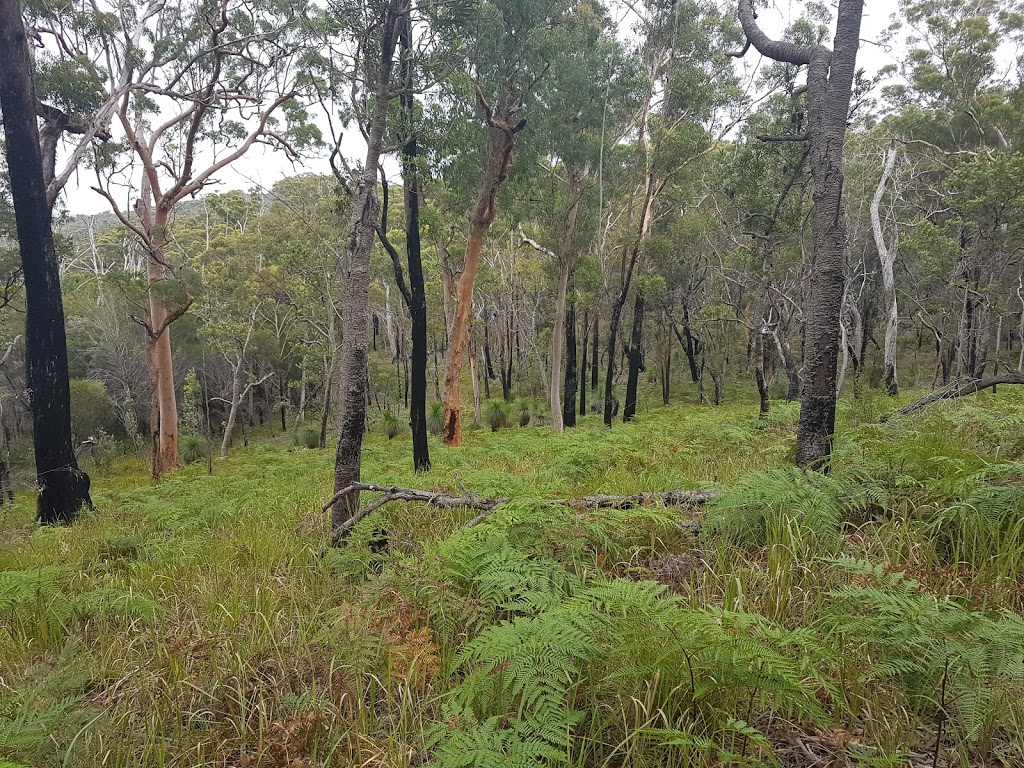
xmin=58 ymin=1 xmax=903 ymax=216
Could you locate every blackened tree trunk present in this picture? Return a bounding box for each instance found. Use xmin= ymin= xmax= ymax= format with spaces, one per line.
xmin=682 ymin=305 xmax=701 ymax=383
xmin=563 ymin=301 xmax=577 ymax=427
xmin=483 ymin=319 xmax=496 ymax=380
xmin=0 ymin=0 xmax=91 ymax=523
xmin=579 ymin=311 xmax=588 ymax=416
xmin=623 ymin=291 xmax=645 ymax=422
xmin=733 ymin=0 xmax=863 ymax=470
xmin=399 ymin=11 xmax=430 ymax=473
xmin=754 ymin=330 xmax=770 ymax=419
xmin=591 ymin=315 xmax=599 ymax=393
xmin=661 ymin=328 xmax=671 ymax=405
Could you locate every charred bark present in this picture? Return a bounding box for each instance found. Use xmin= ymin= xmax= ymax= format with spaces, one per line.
xmin=0 ymin=0 xmax=91 ymax=523
xmin=733 ymin=0 xmax=864 ymax=470
xmin=579 ymin=310 xmax=588 ymax=416
xmin=400 ymin=11 xmax=429 ymax=473
xmin=563 ymin=300 xmax=577 ymax=427
xmin=623 ymin=291 xmax=645 ymax=422
xmin=332 ymin=0 xmax=401 ymax=543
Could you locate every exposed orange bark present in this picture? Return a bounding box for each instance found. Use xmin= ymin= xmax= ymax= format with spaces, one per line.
xmin=441 ymin=85 xmax=527 ymax=446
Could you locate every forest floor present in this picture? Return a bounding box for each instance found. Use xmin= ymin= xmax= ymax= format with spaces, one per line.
xmin=2 ymin=386 xmax=1024 ymax=768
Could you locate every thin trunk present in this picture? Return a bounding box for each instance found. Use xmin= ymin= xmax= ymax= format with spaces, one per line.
xmin=221 ymin=363 xmax=243 ymax=458
xmin=661 ymin=326 xmax=671 ymax=406
xmin=755 ymin=331 xmax=770 ymax=419
xmin=280 ymin=371 xmax=287 ymax=431
xmin=550 ymin=258 xmax=571 ymax=432
xmin=483 ymin=319 xmax=496 ymax=379
xmin=438 ymin=239 xmax=456 ymax=344
xmin=332 ymin=1 xmax=400 ymax=543
xmin=400 ymin=10 xmax=429 ymax=472
xmin=549 ymin=171 xmax=582 ymax=433
xmin=591 ymin=315 xmax=599 ymax=393
xmin=872 ymin=143 xmax=900 ymax=395
xmin=579 ymin=310 xmax=588 ymax=416
xmin=295 ymin=368 xmax=306 ymax=428
xmin=623 ymin=291 xmax=645 ymax=422
xmin=0 ymin=0 xmax=91 ymax=522
xmin=442 ymin=94 xmax=525 ymax=446
xmin=773 ymin=329 xmax=801 ymax=401
xmin=682 ymin=305 xmax=701 ymax=383
xmin=220 ymin=307 xmax=260 ymax=458
xmin=471 ymin=339 xmax=482 ymax=425
xmin=563 ymin=301 xmax=577 ymax=427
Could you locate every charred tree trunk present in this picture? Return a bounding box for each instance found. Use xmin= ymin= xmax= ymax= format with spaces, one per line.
xmin=623 ymin=291 xmax=645 ymax=422
xmin=682 ymin=305 xmax=701 ymax=383
xmin=755 ymin=330 xmax=770 ymax=419
xmin=563 ymin=300 xmax=577 ymax=427
xmin=591 ymin=315 xmax=599 ymax=393
xmin=661 ymin=326 xmax=671 ymax=406
xmin=734 ymin=0 xmax=864 ymax=470
xmin=547 ymin=170 xmax=581 ymax=433
xmin=483 ymin=318 xmax=496 ymax=380
xmin=550 ymin=257 xmax=571 ymax=432
xmin=399 ymin=11 xmax=429 ymax=473
xmin=579 ymin=310 xmax=588 ymax=416
xmin=0 ymin=0 xmax=91 ymax=522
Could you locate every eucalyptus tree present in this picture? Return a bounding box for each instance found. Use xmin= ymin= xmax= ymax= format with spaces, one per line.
xmin=601 ymin=0 xmax=742 ymax=427
xmin=0 ymin=0 xmax=91 ymax=522
xmin=870 ymin=142 xmax=900 ymax=394
xmin=514 ymin=2 xmax=639 ymax=432
xmin=314 ymin=0 xmax=406 ymax=540
xmin=72 ymin=0 xmax=318 ymax=478
xmin=884 ymin=0 xmax=1023 ymax=384
xmin=439 ymin=0 xmax=564 ymax=447
xmin=731 ymin=0 xmax=864 ymax=469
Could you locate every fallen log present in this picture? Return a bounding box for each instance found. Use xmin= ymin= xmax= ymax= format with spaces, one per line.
xmin=881 ymin=373 xmax=1024 ymax=422
xmin=322 ymin=482 xmax=718 ymax=540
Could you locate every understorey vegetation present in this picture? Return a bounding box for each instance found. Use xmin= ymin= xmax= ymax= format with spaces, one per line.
xmin=3 ymin=389 xmax=1023 ymax=768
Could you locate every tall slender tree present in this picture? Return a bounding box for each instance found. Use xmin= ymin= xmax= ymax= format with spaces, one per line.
xmin=0 ymin=0 xmax=91 ymax=523
xmin=731 ymin=0 xmax=864 ymax=469
xmin=327 ymin=0 xmax=404 ymax=542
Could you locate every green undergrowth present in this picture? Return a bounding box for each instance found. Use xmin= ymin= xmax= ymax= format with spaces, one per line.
xmin=2 ymin=388 xmax=1024 ymax=767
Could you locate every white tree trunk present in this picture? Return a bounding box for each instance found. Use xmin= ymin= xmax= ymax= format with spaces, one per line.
xmin=871 ymin=143 xmax=900 ymax=394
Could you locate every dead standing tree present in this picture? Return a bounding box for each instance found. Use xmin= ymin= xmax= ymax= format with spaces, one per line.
xmin=730 ymin=0 xmax=864 ymax=469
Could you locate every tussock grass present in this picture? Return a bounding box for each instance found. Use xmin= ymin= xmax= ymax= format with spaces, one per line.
xmin=2 ymin=387 xmax=1024 ymax=767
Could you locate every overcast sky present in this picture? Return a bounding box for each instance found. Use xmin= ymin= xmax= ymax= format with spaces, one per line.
xmin=58 ymin=1 xmax=903 ymax=216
